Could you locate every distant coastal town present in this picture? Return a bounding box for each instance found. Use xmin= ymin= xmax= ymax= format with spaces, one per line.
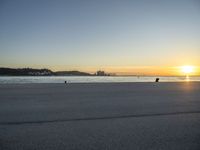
xmin=0 ymin=67 xmax=115 ymax=76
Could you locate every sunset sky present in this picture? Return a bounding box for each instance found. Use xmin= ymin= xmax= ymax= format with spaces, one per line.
xmin=0 ymin=0 xmax=200 ymax=76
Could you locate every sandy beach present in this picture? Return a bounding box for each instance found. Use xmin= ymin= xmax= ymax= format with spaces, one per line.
xmin=0 ymin=82 xmax=200 ymax=150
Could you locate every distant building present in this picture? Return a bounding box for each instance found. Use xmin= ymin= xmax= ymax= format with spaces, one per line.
xmin=95 ymin=70 xmax=110 ymax=76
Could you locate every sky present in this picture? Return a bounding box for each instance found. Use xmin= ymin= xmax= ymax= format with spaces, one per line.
xmin=0 ymin=0 xmax=200 ymax=75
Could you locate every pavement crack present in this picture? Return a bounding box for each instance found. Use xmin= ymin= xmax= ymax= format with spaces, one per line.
xmin=1 ymin=111 xmax=200 ymax=125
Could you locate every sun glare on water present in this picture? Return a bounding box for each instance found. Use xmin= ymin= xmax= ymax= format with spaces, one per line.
xmin=181 ymin=66 xmax=194 ymax=74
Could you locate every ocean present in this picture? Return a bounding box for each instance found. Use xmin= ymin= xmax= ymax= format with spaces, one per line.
xmin=0 ymin=76 xmax=199 ymax=84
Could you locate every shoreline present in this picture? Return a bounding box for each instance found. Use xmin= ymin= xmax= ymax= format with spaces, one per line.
xmin=0 ymin=81 xmax=200 ymax=85
xmin=1 ymin=76 xmax=200 ymax=84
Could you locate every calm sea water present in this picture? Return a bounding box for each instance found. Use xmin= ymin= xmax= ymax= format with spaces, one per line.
xmin=0 ymin=76 xmax=199 ymax=84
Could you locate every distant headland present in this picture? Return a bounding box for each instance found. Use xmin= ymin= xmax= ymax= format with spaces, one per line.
xmin=0 ymin=67 xmax=114 ymax=76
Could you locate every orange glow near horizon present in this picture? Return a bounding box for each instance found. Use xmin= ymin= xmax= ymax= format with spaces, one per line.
xmin=4 ymin=65 xmax=200 ymax=76
xmin=50 ymin=65 xmax=200 ymax=76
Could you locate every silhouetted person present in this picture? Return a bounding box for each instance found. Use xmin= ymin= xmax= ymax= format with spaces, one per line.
xmin=155 ymin=78 xmax=159 ymax=82
xmin=64 ymin=81 xmax=67 ymax=84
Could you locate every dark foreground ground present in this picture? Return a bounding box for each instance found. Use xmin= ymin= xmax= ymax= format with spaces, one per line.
xmin=0 ymin=82 xmax=200 ymax=150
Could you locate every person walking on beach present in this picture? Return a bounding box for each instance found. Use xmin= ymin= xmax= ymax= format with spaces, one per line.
xmin=155 ymin=78 xmax=159 ymax=82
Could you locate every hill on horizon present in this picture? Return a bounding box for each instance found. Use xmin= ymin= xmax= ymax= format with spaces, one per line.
xmin=0 ymin=67 xmax=93 ymax=76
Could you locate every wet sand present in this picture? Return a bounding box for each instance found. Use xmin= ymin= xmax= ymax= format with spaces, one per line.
xmin=0 ymin=82 xmax=200 ymax=150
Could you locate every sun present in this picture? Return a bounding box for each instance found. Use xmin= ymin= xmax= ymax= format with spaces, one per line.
xmin=181 ymin=66 xmax=194 ymax=74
